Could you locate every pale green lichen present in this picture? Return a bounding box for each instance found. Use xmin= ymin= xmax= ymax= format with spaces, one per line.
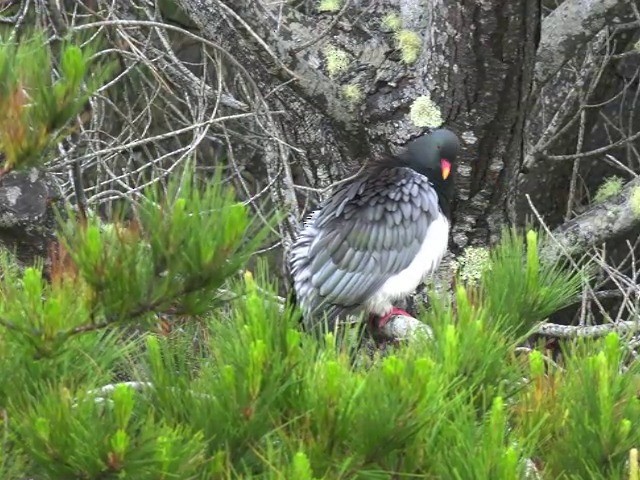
xmin=394 ymin=29 xmax=422 ymax=64
xmin=323 ymin=46 xmax=349 ymax=77
xmin=630 ymin=186 xmax=640 ymax=217
xmin=342 ymin=84 xmax=364 ymax=106
xmin=317 ymin=0 xmax=341 ymax=12
xmin=381 ymin=12 xmax=402 ymax=32
xmin=409 ymin=95 xmax=443 ymax=128
xmin=594 ymin=176 xmax=623 ymax=203
xmin=451 ymin=246 xmax=491 ymax=285
xmin=634 ymin=39 xmax=640 ymax=52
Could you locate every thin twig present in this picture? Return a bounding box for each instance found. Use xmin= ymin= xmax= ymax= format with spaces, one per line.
xmin=545 ymin=128 xmax=640 ymax=161
xmin=565 ymin=109 xmax=586 ymax=221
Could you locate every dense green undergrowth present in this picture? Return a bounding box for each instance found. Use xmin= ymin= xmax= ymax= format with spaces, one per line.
xmin=0 ymin=167 xmax=638 ymax=479
xmin=2 ymin=29 xmax=640 ymax=480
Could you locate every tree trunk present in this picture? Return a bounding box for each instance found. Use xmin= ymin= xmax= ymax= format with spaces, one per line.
xmin=176 ymin=0 xmax=541 ymax=254
xmin=424 ymin=0 xmax=540 ymax=250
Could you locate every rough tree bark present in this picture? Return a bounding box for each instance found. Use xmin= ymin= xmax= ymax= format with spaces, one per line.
xmin=534 ymin=0 xmax=632 ymax=87
xmin=176 ymin=0 xmax=541 ymax=254
xmin=520 ymin=0 xmax=636 ymax=227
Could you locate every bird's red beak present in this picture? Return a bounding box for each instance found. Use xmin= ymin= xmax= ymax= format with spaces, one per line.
xmin=440 ymin=159 xmax=451 ymax=180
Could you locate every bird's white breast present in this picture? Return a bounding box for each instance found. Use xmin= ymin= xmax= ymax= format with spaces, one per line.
xmin=366 ymin=213 xmax=449 ymax=315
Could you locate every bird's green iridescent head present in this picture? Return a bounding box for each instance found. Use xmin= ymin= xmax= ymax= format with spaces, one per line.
xmin=399 ymin=128 xmax=461 ymax=218
xmin=401 ymin=128 xmax=461 ymax=183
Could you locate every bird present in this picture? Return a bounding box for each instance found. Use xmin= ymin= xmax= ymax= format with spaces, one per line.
xmin=288 ymin=128 xmax=460 ymax=334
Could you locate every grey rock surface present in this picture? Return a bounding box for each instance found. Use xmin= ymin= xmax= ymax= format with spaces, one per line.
xmin=0 ymin=168 xmax=63 ymax=268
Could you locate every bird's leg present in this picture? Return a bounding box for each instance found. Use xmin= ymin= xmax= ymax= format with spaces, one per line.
xmin=376 ymin=306 xmax=412 ymax=329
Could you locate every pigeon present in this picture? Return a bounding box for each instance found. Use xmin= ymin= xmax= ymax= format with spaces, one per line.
xmin=289 ymin=128 xmax=460 ymax=333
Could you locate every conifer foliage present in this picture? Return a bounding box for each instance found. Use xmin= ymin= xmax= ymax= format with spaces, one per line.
xmin=1 ymin=31 xmax=640 ymax=480
xmin=0 ymin=30 xmax=109 ymax=174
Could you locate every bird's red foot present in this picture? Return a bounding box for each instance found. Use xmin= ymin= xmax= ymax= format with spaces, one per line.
xmin=376 ymin=307 xmax=412 ymax=329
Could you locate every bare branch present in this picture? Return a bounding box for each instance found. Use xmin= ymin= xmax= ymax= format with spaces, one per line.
xmin=536 ymin=319 xmax=640 ymax=338
xmin=544 ymin=127 xmax=640 ymax=161
xmin=376 ymin=313 xmax=640 ymax=342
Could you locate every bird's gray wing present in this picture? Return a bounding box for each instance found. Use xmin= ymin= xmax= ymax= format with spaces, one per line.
xmin=290 ymin=167 xmax=441 ymax=324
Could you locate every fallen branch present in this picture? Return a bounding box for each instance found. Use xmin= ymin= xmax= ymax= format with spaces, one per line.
xmin=541 ymin=175 xmax=640 ymax=263
xmin=379 ymin=313 xmax=640 ymax=342
xmin=86 ymin=381 xmax=153 ymax=397
xmin=77 ymin=381 xmax=213 ymax=407
xmin=536 ymin=319 xmax=640 ymax=339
